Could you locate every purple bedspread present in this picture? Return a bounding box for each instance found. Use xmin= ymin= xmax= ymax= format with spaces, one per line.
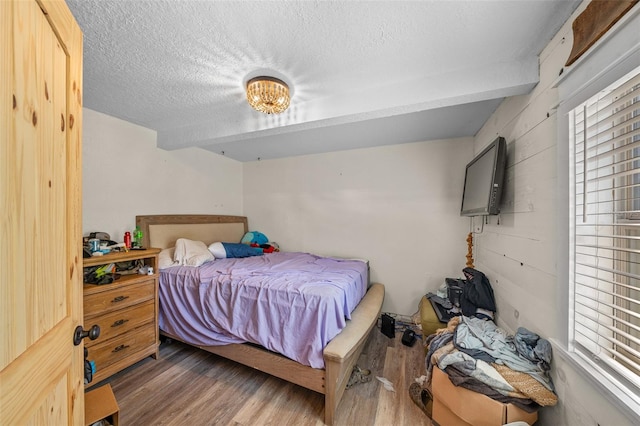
xmin=158 ymin=252 xmax=368 ymax=368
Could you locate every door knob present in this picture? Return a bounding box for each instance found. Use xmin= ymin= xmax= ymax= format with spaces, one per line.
xmin=73 ymin=324 xmax=100 ymax=346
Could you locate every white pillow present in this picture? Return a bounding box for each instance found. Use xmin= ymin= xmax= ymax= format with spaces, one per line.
xmin=207 ymin=242 xmax=227 ymax=259
xmin=174 ymin=238 xmax=214 ymax=267
xmin=158 ymin=247 xmax=178 ymax=270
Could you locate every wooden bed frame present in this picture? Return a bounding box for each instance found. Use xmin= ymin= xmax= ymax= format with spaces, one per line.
xmin=136 ymin=214 xmax=385 ymax=425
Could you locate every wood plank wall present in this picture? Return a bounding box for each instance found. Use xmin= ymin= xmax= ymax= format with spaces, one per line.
xmin=470 ymin=1 xmax=639 ymax=425
xmin=472 ymin=6 xmax=576 ymax=336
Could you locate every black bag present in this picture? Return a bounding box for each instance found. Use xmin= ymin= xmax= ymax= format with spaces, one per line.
xmin=460 ymin=267 xmax=497 ymax=317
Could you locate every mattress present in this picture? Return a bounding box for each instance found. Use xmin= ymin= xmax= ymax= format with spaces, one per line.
xmin=158 ymin=251 xmax=368 ymax=368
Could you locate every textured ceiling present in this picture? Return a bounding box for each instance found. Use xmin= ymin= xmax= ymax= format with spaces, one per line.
xmin=67 ymin=0 xmax=581 ymax=161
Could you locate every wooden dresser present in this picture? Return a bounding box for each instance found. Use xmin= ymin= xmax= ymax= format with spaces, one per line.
xmin=83 ymin=248 xmax=161 ymax=386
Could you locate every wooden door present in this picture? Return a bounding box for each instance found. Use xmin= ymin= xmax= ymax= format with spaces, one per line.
xmin=1 ymin=0 xmax=84 ymax=424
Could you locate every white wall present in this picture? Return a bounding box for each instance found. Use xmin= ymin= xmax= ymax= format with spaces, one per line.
xmin=243 ymin=139 xmax=474 ymax=315
xmin=472 ymin=1 xmax=635 ymax=424
xmin=82 ymin=108 xmax=243 ymax=241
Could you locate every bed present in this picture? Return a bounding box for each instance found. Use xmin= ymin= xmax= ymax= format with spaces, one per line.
xmin=136 ymin=214 xmax=385 ymax=425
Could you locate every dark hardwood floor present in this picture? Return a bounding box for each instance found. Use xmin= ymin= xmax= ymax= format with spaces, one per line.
xmin=95 ymin=324 xmax=432 ymax=425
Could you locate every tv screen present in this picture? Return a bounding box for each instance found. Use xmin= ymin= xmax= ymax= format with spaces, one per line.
xmin=460 ymin=137 xmax=507 ymax=216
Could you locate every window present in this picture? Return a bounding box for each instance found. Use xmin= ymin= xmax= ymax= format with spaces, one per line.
xmin=569 ymin=66 xmax=640 ymax=397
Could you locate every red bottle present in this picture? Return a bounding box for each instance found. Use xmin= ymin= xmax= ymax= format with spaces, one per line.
xmin=124 ymin=231 xmax=131 ymax=249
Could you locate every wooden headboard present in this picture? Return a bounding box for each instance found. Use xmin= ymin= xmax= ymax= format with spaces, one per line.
xmin=136 ymin=215 xmax=248 ymax=249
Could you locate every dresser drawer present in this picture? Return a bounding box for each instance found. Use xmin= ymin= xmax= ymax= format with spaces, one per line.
xmin=84 ymin=279 xmax=155 ymax=317
xmin=85 ymin=300 xmax=155 ymax=347
xmin=87 ymin=325 xmax=156 ymax=371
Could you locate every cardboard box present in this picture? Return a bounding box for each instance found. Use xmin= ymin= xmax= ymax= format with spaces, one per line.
xmin=431 ymin=367 xmax=538 ymax=426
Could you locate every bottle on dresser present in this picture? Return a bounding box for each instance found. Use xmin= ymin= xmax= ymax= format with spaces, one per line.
xmin=133 ymin=226 xmax=143 ymax=248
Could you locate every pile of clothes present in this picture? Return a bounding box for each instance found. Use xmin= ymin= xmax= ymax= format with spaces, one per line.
xmin=422 ymin=315 xmax=557 ymax=413
xmin=412 ymin=268 xmax=557 ymax=417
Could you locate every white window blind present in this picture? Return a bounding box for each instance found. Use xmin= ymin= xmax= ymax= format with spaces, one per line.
xmin=570 ymin=66 xmax=640 ymax=393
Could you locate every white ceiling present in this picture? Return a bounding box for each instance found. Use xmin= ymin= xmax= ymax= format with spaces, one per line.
xmin=67 ymin=0 xmax=580 ymax=162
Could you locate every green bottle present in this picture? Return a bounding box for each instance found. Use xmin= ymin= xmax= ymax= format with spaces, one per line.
xmin=133 ymin=226 xmax=143 ymax=248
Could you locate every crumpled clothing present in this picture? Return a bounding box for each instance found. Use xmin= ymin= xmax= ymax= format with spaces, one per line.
xmin=436 ymin=347 xmax=517 ymax=395
xmin=461 ymin=267 xmax=497 ymax=316
xmin=493 ymin=364 xmax=558 ymax=406
xmin=455 ymin=316 xmax=555 ymax=391
xmin=424 ymin=330 xmax=454 ymax=382
xmin=422 ymin=317 xmax=461 ymax=388
xmin=426 ymin=292 xmax=453 ymax=309
xmin=430 ymin=340 xmax=557 ymax=408
xmin=428 ymin=333 xmax=453 ymax=361
xmin=445 ymin=365 xmax=540 ymax=413
xmin=454 ymin=324 xmax=497 ymax=363
xmin=425 ymin=342 xmax=457 ymax=386
xmin=514 ymin=327 xmax=552 ymax=373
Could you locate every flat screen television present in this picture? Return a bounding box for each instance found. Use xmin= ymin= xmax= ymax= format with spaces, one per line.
xmin=460 ymin=136 xmax=507 ymax=217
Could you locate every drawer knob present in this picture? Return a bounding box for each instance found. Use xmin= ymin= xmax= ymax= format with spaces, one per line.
xmin=111 ymin=295 xmax=129 ymax=303
xmin=112 ymin=344 xmax=130 ymax=353
xmin=111 ymin=319 xmax=129 ymax=327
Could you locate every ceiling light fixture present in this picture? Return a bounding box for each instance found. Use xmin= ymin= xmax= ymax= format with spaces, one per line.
xmin=246 ymin=76 xmax=290 ymax=114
